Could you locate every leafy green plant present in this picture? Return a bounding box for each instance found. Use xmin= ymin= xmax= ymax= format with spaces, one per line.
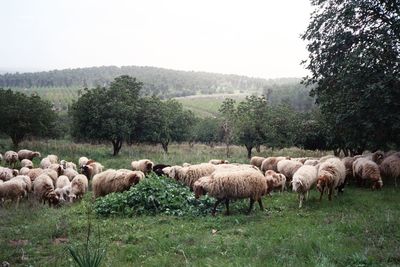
xmin=94 ymin=173 xmax=216 ymax=217
xmin=68 ymin=202 xmax=106 ymax=267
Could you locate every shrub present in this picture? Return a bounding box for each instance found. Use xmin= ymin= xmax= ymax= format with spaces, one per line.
xmin=94 ymin=173 xmax=215 ymax=217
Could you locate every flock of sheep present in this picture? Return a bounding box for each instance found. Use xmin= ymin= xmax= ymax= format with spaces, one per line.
xmin=0 ymin=149 xmax=399 ymax=215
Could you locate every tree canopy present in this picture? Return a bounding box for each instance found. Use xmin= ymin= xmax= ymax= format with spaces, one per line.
xmin=0 ymin=88 xmax=57 ymax=147
xmin=302 ymin=0 xmax=400 ymax=154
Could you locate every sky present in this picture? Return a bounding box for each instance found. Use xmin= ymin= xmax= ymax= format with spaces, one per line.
xmin=0 ymin=0 xmax=313 ymax=79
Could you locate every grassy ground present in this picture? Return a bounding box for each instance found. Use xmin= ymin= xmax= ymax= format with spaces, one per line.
xmin=1 ymin=139 xmax=399 ymax=266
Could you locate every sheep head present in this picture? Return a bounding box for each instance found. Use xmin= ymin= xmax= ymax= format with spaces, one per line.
xmin=292 ymin=179 xmax=303 ymax=192
xmin=194 ymin=184 xmax=206 ymax=199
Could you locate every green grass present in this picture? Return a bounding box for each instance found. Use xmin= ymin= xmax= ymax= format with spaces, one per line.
xmin=1 ymin=139 xmax=399 ymax=266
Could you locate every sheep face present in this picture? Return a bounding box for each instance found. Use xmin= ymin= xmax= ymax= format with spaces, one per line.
xmin=81 ymin=165 xmax=92 ymax=177
xmin=33 ymin=152 xmax=41 ymax=158
xmin=46 ymin=191 xmax=60 ymax=206
xmin=292 ymin=179 xmax=303 ymax=193
xmin=372 ymin=179 xmax=383 ymax=190
xmin=194 ymin=185 xmax=206 ymax=199
xmin=128 ymin=173 xmax=141 ymax=185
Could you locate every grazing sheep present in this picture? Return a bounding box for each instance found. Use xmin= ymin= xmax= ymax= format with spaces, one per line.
xmin=0 ymin=180 xmax=26 ymax=207
xmin=78 ymin=157 xmax=89 ymax=168
xmin=379 ymin=155 xmax=400 ymax=187
xmin=265 ymin=170 xmax=286 ymax=194
xmin=60 ymin=160 xmax=77 ymax=171
xmin=168 ymin=165 xmax=189 ymax=181
xmin=316 ymin=157 xmax=346 ymax=201
xmin=364 ymin=150 xmax=385 ymax=165
xmin=277 ymin=160 xmax=303 ymax=181
xmin=0 ymin=167 xmax=18 ymax=181
xmin=11 ymin=175 xmax=32 ymax=193
xmin=17 ymin=150 xmax=41 ymax=161
xmin=81 ymin=160 xmax=103 ymax=180
xmin=161 ymin=166 xmax=172 ymax=177
xmin=342 ymin=157 xmax=356 ymax=182
xmin=56 ymin=175 xmax=71 ymax=189
xmin=26 ymin=168 xmax=58 ymax=185
xmin=194 ymin=168 xmax=268 ymax=215
xmin=260 ymin=156 xmax=290 ymax=173
xmin=153 ymin=164 xmax=171 ymax=176
xmin=19 ymin=167 xmax=30 ymax=176
xmin=292 ymin=157 xmax=308 ymax=164
xmin=4 ymin=151 xmax=18 ymax=168
xmin=63 ymin=167 xmax=79 ymax=181
xmin=92 ymin=169 xmax=144 ymax=198
xmin=48 ymin=163 xmax=64 ymax=176
xmin=40 ymin=157 xmax=52 ymax=169
xmin=353 ymin=158 xmax=383 ymax=190
xmin=20 ymin=159 xmax=34 ymax=169
xmin=46 ymin=155 xmax=59 ymax=164
xmin=131 ymin=159 xmax=154 ymax=174
xmin=304 ymin=159 xmax=320 ymax=166
xmin=179 ymin=163 xmax=216 ymax=190
xmin=69 ymin=174 xmax=89 ymax=201
xmin=250 ymin=156 xmax=266 ymax=168
xmin=209 ymin=159 xmax=229 ymax=165
xmin=292 ymin=165 xmax=318 ymax=208
xmin=32 ymin=174 xmax=59 ymax=206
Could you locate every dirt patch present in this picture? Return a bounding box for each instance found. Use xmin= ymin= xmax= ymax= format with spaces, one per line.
xmin=53 ymin=237 xmax=69 ymax=245
xmin=8 ymin=239 xmax=28 ymax=247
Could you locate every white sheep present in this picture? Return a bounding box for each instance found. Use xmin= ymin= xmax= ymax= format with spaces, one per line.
xmin=209 ymin=159 xmax=229 ymax=165
xmin=292 ymin=165 xmax=318 ymax=208
xmin=40 ymin=157 xmax=52 ymax=169
xmin=63 ymin=167 xmax=79 ymax=181
xmin=193 ymin=168 xmax=268 ymax=215
xmin=0 ymin=180 xmax=26 ymax=207
xmin=277 ymin=159 xmax=303 ymax=181
xmin=55 ymin=175 xmax=72 ymax=203
xmin=304 ymin=159 xmax=320 ymax=166
xmin=20 ymin=159 xmax=34 ymax=169
xmin=92 ymin=169 xmax=144 ymax=198
xmin=46 ymin=154 xmax=59 ymax=164
xmin=182 ymin=163 xmax=191 ymax=167
xmin=56 ymin=175 xmax=71 ymax=189
xmin=33 ymin=174 xmax=59 ymax=206
xmin=0 ymin=167 xmax=18 ymax=181
xmin=68 ymin=174 xmax=89 ymax=201
xmin=19 ymin=167 xmax=30 ymax=176
xmin=131 ymin=159 xmax=154 ymax=174
xmin=60 ymin=160 xmax=77 ymax=171
xmin=4 ymin=151 xmax=19 ymax=168
xmin=17 ymin=150 xmax=41 ymax=161
xmin=177 ymin=163 xmax=216 ymax=189
xmin=316 ymin=157 xmax=346 ymax=201
xmin=11 ymin=175 xmax=32 ymax=193
xmin=78 ymin=156 xmax=89 ymax=167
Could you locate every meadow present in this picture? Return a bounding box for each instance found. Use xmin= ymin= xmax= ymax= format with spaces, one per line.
xmin=0 ymin=139 xmax=399 ymax=266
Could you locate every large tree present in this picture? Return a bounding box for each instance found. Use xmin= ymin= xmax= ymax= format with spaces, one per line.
xmin=70 ymin=75 xmax=142 ymax=156
xmin=302 ymin=0 xmax=400 ymax=154
xmin=0 ymin=89 xmax=57 ymax=147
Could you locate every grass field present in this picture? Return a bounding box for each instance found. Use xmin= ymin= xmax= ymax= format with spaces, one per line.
xmin=1 ymin=139 xmax=399 ymax=266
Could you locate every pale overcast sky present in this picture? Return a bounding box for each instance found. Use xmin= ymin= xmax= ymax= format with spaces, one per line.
xmin=0 ymin=0 xmax=312 ymax=79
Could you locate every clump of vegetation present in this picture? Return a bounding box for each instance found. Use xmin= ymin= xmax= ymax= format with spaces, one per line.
xmin=94 ymin=173 xmax=216 ymax=217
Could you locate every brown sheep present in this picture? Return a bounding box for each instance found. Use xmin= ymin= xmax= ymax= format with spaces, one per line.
xmin=353 ymin=158 xmax=383 ymax=190
xmin=33 ymin=174 xmax=60 ymax=206
xmin=379 ymin=155 xmax=400 ymax=187
xmin=69 ymin=174 xmax=89 ymax=201
xmin=92 ymin=169 xmax=144 ymax=198
xmin=131 ymin=159 xmax=154 ymax=174
xmin=316 ymin=157 xmax=346 ymax=201
xmin=260 ymin=156 xmax=290 ymax=173
xmin=17 ymin=150 xmax=41 ymax=161
xmin=4 ymin=151 xmax=19 ymax=168
xmin=0 ymin=180 xmax=26 ymax=207
xmin=81 ymin=160 xmax=103 ymax=180
xmin=265 ymin=170 xmax=286 ymax=194
xmin=250 ymin=156 xmax=266 ymax=168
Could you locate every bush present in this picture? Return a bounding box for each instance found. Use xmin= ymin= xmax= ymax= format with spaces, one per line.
xmin=94 ymin=173 xmax=215 ymax=217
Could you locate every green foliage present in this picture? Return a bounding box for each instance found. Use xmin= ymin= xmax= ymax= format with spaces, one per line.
xmin=94 ymin=173 xmax=215 ymax=217
xmin=302 ymin=0 xmax=400 ymax=153
xmin=190 ymin=117 xmax=222 ymax=146
xmin=0 ymin=88 xmax=57 ymax=147
xmin=70 ymin=76 xmax=142 ymax=155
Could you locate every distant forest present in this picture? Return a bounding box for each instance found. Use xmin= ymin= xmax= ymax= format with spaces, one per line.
xmin=0 ymin=65 xmax=314 ymax=112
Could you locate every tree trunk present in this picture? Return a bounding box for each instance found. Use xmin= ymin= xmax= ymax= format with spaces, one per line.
xmin=333 ymin=148 xmax=340 ymax=157
xmin=112 ymin=139 xmax=123 ymax=156
xmin=245 ymin=145 xmax=253 ymax=159
xmin=162 ymin=141 xmax=169 ymax=154
xmin=256 ymin=145 xmax=261 ymax=153
xmin=226 ymin=143 xmax=230 ymax=158
xmin=11 ymin=134 xmax=23 ymax=150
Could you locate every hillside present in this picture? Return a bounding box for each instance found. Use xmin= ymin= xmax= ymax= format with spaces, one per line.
xmin=0 ymin=65 xmax=315 ymax=114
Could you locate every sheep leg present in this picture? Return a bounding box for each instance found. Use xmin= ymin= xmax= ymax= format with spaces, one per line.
xmin=319 ymin=190 xmax=323 ymax=202
xmin=247 ymin=198 xmax=255 ymax=214
xmin=212 ymin=198 xmax=223 ymax=216
xmin=224 ymin=199 xmax=230 ymax=215
xmin=299 ymin=193 xmax=304 ymax=208
xmin=257 ymin=198 xmax=264 ymax=211
xmin=395 ymin=177 xmax=397 ymax=187
xmin=328 ymin=187 xmax=333 ymax=201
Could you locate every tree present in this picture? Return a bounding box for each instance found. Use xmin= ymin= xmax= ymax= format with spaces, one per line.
xmin=302 ymin=0 xmax=400 ymax=153
xmin=134 ymin=98 xmax=195 ymax=153
xmin=235 ymin=96 xmax=268 ymax=158
xmin=70 ymin=75 xmax=142 ymax=156
xmin=0 ymin=89 xmax=57 ymax=147
xmin=219 ymin=98 xmax=236 ymax=157
xmin=191 ymin=117 xmax=221 ymax=147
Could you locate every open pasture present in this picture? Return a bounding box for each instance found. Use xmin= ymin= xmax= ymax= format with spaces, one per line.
xmin=0 ymin=140 xmax=399 ymax=266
